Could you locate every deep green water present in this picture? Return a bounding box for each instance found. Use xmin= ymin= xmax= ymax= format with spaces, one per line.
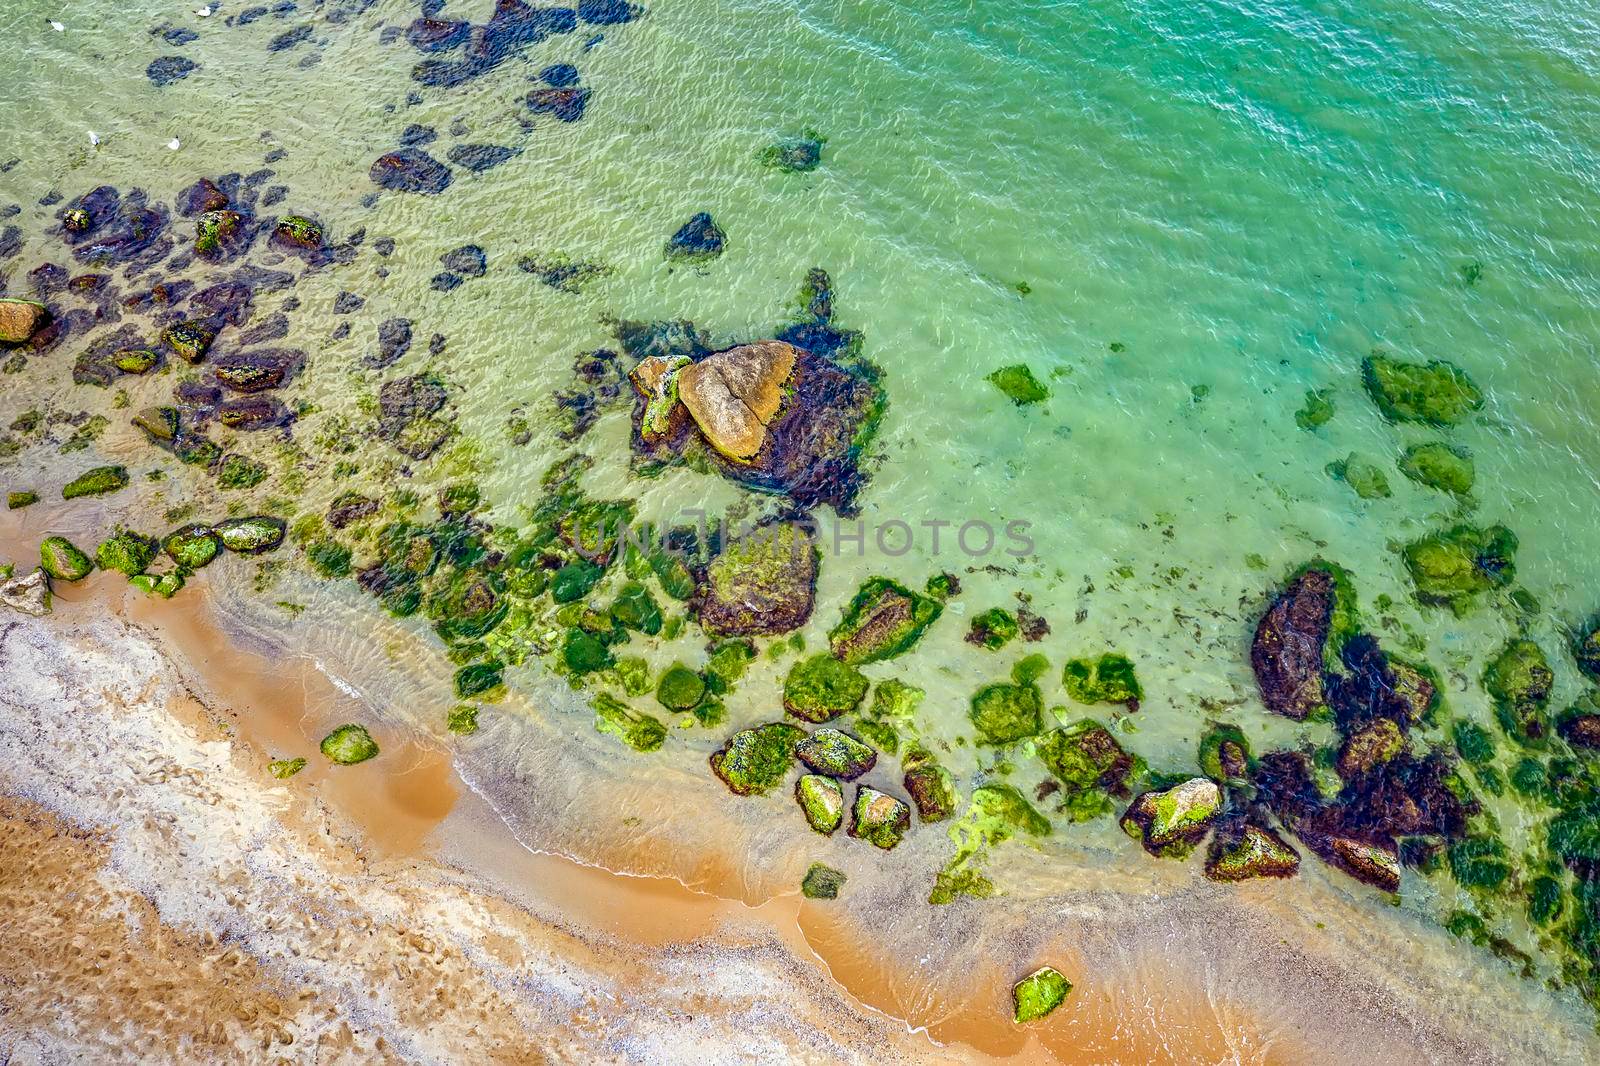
xmin=5 ymin=0 xmax=1600 ymax=1053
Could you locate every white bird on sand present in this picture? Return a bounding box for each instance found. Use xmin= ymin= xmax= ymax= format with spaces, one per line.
xmin=50 ymin=20 xmax=64 ymax=31
xmin=168 ymin=138 xmax=181 ymax=150
xmin=87 ymin=131 xmax=100 ymax=147
xmin=196 ymin=6 xmax=212 ymax=16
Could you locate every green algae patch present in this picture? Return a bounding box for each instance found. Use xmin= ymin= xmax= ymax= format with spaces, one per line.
xmin=163 ymin=525 xmax=221 ymax=570
xmin=96 ymin=529 xmax=158 ymax=576
xmin=454 ymin=661 xmax=505 ymax=700
xmin=828 ymin=577 xmax=942 ymax=664
xmin=1398 ymin=442 xmax=1475 ymax=496
xmin=970 ymin=680 xmax=1043 ymax=744
xmin=1198 ymin=722 xmax=1253 ymax=782
xmin=1012 ymin=966 xmax=1071 ymax=1024
xmin=801 ymin=862 xmax=846 ymax=899
xmin=1036 ymin=719 xmax=1141 ymax=821
xmin=852 ymin=677 xmax=924 ymax=754
xmin=655 ymin=663 xmax=706 ymax=711
xmin=931 ymin=783 xmax=1051 ymax=904
xmin=1402 ymin=524 xmax=1516 ymax=614
xmin=704 ymin=639 xmax=756 ymax=692
xmin=1327 ymin=454 xmax=1391 ymax=500
xmin=610 ymin=581 xmax=662 ymax=635
xmin=795 ymin=727 xmax=877 ymax=779
xmin=796 ymin=774 xmax=845 ymax=834
xmin=987 ymin=364 xmax=1049 ymax=406
xmin=783 ymin=653 xmax=869 ymax=723
xmin=62 ymin=464 xmax=129 ymax=500
xmin=40 ymin=537 xmax=92 ymax=581
xmin=217 ymin=454 xmax=268 ymax=491
xmin=1453 ymin=720 xmax=1497 ymax=765
xmin=1447 ymin=836 xmax=1512 ymax=891
xmin=215 ymin=515 xmax=287 ymax=554
xmin=320 ymin=724 xmax=379 ymax=765
xmin=1061 ymin=653 xmax=1142 ymax=707
xmin=8 ymin=490 xmax=39 ymax=509
xmin=550 ymin=560 xmax=604 ymax=604
xmin=1361 ymin=354 xmax=1483 ymax=425
xmin=447 ymin=704 xmax=480 ymax=735
xmin=966 ymin=607 xmax=1019 ymax=650
xmin=710 ymin=722 xmax=807 ymax=795
xmin=848 ymin=786 xmax=911 ymax=849
xmin=130 ymin=571 xmax=186 ymax=599
xmin=1483 ymin=638 xmax=1554 ymax=743
xmin=562 ymin=628 xmax=615 ymax=675
xmin=268 ymin=757 xmax=306 ymax=779
xmin=593 ymin=693 xmax=667 ymax=752
xmin=1294 ymin=387 xmax=1336 ymax=430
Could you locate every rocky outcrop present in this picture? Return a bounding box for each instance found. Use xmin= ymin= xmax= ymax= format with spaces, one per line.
xmin=692 ymin=520 xmax=817 ymax=636
xmin=677 ymin=341 xmax=795 ymax=459
xmin=1252 ymin=563 xmax=1343 ymax=719
xmin=0 ymin=567 xmax=51 ymax=616
xmin=827 ymin=577 xmax=942 ymax=665
xmin=1120 ymin=778 xmax=1221 ymax=858
xmin=0 ymin=299 xmax=48 ymax=344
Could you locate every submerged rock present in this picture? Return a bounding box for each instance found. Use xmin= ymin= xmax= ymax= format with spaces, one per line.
xmin=1035 ymin=720 xmax=1138 ymax=818
xmin=1402 ymin=524 xmax=1517 ymax=614
xmin=160 ymin=321 xmax=215 ymax=364
xmin=782 ymin=654 xmax=869 ymax=724
xmin=1251 ymin=562 xmax=1351 ymax=719
xmin=759 ymin=134 xmax=823 ymax=173
xmin=795 ymin=728 xmax=877 ymax=779
xmin=0 ymin=299 xmax=48 ymax=344
xmin=902 ymin=749 xmax=958 ymax=822
xmin=827 ymin=577 xmax=942 ymax=664
xmin=148 ymin=55 xmax=199 ymax=87
xmin=693 ymin=520 xmax=818 ymax=637
xmin=969 ymin=680 xmax=1043 ymax=744
xmin=1361 ymin=354 xmax=1483 ymax=425
xmin=1398 ymin=442 xmax=1474 ymax=496
xmin=526 ymin=87 xmax=590 ymax=122
xmin=1483 ymin=638 xmax=1553 ymax=743
xmin=1011 ymin=966 xmax=1071 ymax=1024
xmin=848 ymin=786 xmax=910 ymax=849
xmin=1336 ymin=717 xmax=1405 ymax=779
xmin=710 ymin=722 xmax=806 ymax=795
xmin=800 ymin=861 xmax=846 ymax=899
xmin=987 ymin=364 xmax=1049 ymax=406
xmin=1120 ymin=777 xmax=1221 ymax=858
xmin=212 ymin=348 xmax=304 ymax=392
xmin=0 ymin=567 xmax=51 ymax=616
xmin=369 ymin=149 xmax=453 ymax=195
xmin=795 ymin=774 xmax=845 ymax=834
xmin=664 ymin=211 xmax=725 ymax=262
xmin=965 ymin=607 xmax=1019 ymax=650
xmin=1204 ymin=821 xmax=1300 ymax=882
xmin=214 ymin=515 xmax=286 ymax=554
xmin=164 ymin=525 xmax=222 ymax=570
xmin=1061 ymin=652 xmax=1141 ymax=708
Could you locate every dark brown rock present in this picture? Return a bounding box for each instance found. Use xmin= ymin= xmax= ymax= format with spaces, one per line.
xmin=1251 ymin=567 xmax=1335 ymax=720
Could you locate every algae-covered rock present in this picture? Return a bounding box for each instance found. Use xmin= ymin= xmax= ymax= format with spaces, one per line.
xmin=760 ymin=133 xmax=824 ymax=173
xmin=694 ymin=520 xmax=817 ymax=636
xmin=828 ymin=577 xmax=941 ymax=664
xmin=987 ymin=364 xmax=1049 ymax=406
xmin=655 ymin=663 xmax=706 ymax=711
xmin=272 ymin=215 xmax=324 ymax=250
xmin=609 ymin=581 xmax=662 ymax=635
xmin=62 ymin=464 xmax=129 ymax=500
xmin=1204 ymin=821 xmax=1300 ymax=882
xmin=1362 ymin=354 xmax=1483 ymax=425
xmin=0 ymin=567 xmax=51 ymax=616
xmin=1572 ymin=617 xmax=1600 ymax=683
xmin=1337 ymin=717 xmax=1405 ymax=779
xmin=852 ymin=677 xmax=923 ymax=755
xmin=783 ymin=653 xmax=869 ymax=723
xmin=95 ymin=529 xmax=158 ymax=576
xmin=268 ymin=757 xmax=306 ymax=779
xmin=593 ymin=692 xmax=667 ymax=752
xmin=1294 ymin=387 xmax=1335 ymax=430
xmin=453 ymin=661 xmax=504 ymax=700
xmin=160 ymin=321 xmax=214 ymax=364
xmin=215 ymin=515 xmax=286 ymax=554
xmin=1120 ymin=777 xmax=1221 ymax=858
xmin=1447 ymin=835 xmax=1511 ymax=890
xmin=1327 ymin=454 xmax=1391 ymax=499
xmin=0 ymin=298 xmax=48 ymax=344
xmin=40 ymin=537 xmax=92 ymax=581
xmin=848 ymin=786 xmax=911 ymax=849
xmin=550 ymin=559 xmax=603 ymax=603
xmin=1198 ymin=722 xmax=1253 ymax=782
xmin=562 ymin=628 xmax=614 ymax=674
xmin=664 ymin=211 xmax=725 ymax=262
xmin=801 ymin=862 xmax=846 ymax=899
xmin=710 ymin=722 xmax=807 ymax=795
xmin=1403 ymin=524 xmax=1517 ymax=614
xmin=113 ymin=348 xmax=159 ymax=374
xmin=902 ymin=749 xmax=958 ymax=822
xmin=965 ymin=607 xmax=1019 ymax=650
xmin=1061 ymin=652 xmax=1141 ymax=708
xmin=969 ymin=680 xmax=1043 ymax=744
xmin=795 ymin=774 xmax=845 ymax=834
xmin=7 ymin=491 xmax=38 ymax=510
xmin=1251 ymin=561 xmax=1355 ymax=719
xmin=129 ymin=571 xmax=185 ymax=599
xmin=320 ymin=724 xmax=379 ymax=765
xmin=1036 ymin=720 xmax=1139 ymax=819
xmin=1011 ymin=966 xmax=1071 ymax=1024
xmin=1398 ymin=442 xmax=1475 ymax=496
xmin=133 ymin=406 xmax=180 ymax=443
xmin=795 ymin=727 xmax=877 ymax=779
xmin=1483 ymin=638 xmax=1553 ymax=743
xmin=1558 ymin=712 xmax=1600 ymax=751
xmin=1299 ymin=828 xmax=1401 ymax=892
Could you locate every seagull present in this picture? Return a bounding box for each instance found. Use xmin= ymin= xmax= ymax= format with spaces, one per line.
xmin=87 ymin=131 xmax=100 ymax=147
xmin=196 ymin=5 xmax=212 ymax=16
xmin=167 ymin=138 xmax=181 ymax=150
xmin=50 ymin=20 xmax=64 ymax=31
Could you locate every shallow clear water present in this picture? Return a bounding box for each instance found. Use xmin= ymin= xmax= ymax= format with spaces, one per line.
xmin=5 ymin=0 xmax=1600 ymax=1053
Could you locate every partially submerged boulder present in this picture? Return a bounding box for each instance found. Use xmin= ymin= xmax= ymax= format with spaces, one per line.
xmin=0 ymin=567 xmax=51 ymax=616
xmin=1120 ymin=777 xmax=1221 ymax=858
xmin=692 ymin=520 xmax=817 ymax=636
xmin=848 ymin=786 xmax=910 ymax=849
xmin=828 ymin=577 xmax=941 ymax=664
xmin=1402 ymin=524 xmax=1517 ymax=614
xmin=1061 ymin=652 xmax=1141 ymax=709
xmin=62 ymin=464 xmax=129 ymax=500
xmin=0 ymin=299 xmax=48 ymax=344
xmin=40 ymin=537 xmax=92 ymax=581
xmin=677 ymin=341 xmax=795 ymax=460
xmin=902 ymin=749 xmax=958 ymax=822
xmin=1204 ymin=821 xmax=1300 ymax=882
xmin=1011 ymin=966 xmax=1071 ymax=1024
xmin=1251 ymin=561 xmax=1353 ymax=719
xmin=800 ymin=862 xmax=846 ymax=899
xmin=795 ymin=774 xmax=845 ymax=834
xmin=783 ymin=654 xmax=869 ymax=723
xmin=710 ymin=722 xmax=806 ymax=795
xmin=320 ymin=724 xmax=379 ymax=765
xmin=215 ymin=515 xmax=286 ymax=554
xmin=1035 ymin=719 xmax=1139 ymax=819
xmin=1336 ymin=717 xmax=1405 ymax=779
xmin=795 ymin=727 xmax=877 ymax=779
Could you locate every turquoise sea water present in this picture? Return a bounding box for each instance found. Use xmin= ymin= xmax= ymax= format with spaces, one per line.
xmin=5 ymin=0 xmax=1600 ymax=1053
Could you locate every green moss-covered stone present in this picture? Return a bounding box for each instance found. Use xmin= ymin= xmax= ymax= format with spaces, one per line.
xmin=795 ymin=727 xmax=877 ymax=779
xmin=130 ymin=571 xmax=186 ymax=599
xmin=848 ymin=786 xmax=911 ymax=849
xmin=710 ymin=722 xmax=807 ymax=795
xmin=1204 ymin=823 xmax=1300 ymax=881
xmin=1036 ymin=719 xmax=1140 ymax=820
xmin=160 ymin=321 xmax=214 ymax=364
xmin=7 ymin=491 xmax=38 ymax=510
xmin=966 ymin=607 xmax=1019 ymax=650
xmin=801 ymin=862 xmax=846 ymax=899
xmin=40 ymin=536 xmax=92 ymax=581
xmin=447 ymin=704 xmax=480 ymax=735
xmin=593 ymin=692 xmax=667 ymax=752
xmin=695 ymin=521 xmax=819 ymax=636
xmin=902 ymin=749 xmax=958 ymax=821
xmin=1327 ymin=453 xmax=1391 ymax=499
xmin=1362 ymin=354 xmax=1484 ymax=425
xmin=1398 ymin=442 xmax=1475 ymax=496
xmin=1483 ymin=638 xmax=1553 ymax=743
xmin=1294 ymin=387 xmax=1335 ymax=430
xmin=454 ymin=661 xmax=505 ymax=700
xmin=1402 ymin=524 xmax=1516 ymax=614
xmin=1120 ymin=777 xmax=1221 ymax=858
xmin=1061 ymin=652 xmax=1142 ymax=707
xmin=562 ymin=628 xmax=614 ymax=674
xmin=987 ymin=364 xmax=1049 ymax=406
xmin=655 ymin=663 xmax=706 ymax=711
xmin=550 ymin=560 xmax=603 ymax=603
xmin=969 ymin=681 xmax=1043 ymax=744
xmin=133 ymin=406 xmax=180 ymax=443
xmin=95 ymin=529 xmax=158 ymax=576
xmin=62 ymin=464 xmax=129 ymax=500
xmin=783 ymin=653 xmax=869 ymax=723
xmin=704 ymin=639 xmax=756 ymax=692
xmin=827 ymin=577 xmax=942 ymax=664
xmin=1528 ymin=875 xmax=1564 ymax=925
xmin=215 ymin=515 xmax=286 ymax=554
xmin=1198 ymin=722 xmax=1252 ymax=782
xmin=610 ymin=581 xmax=662 ymax=635
xmin=268 ymin=757 xmax=306 ymax=779
xmin=274 ymin=215 xmax=324 ymax=248
xmin=1012 ymin=966 xmax=1071 ymax=1023
xmin=113 ymin=348 xmax=158 ymax=374
xmin=320 ymin=724 xmax=379 ymax=765
xmin=795 ymin=774 xmax=845 ymax=834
